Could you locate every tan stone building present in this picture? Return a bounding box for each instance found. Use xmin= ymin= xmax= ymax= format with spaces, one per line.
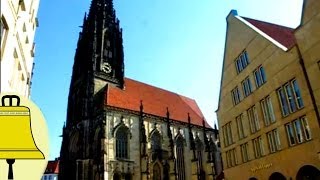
xmin=1 ymin=0 xmax=40 ymax=97
xmin=216 ymin=3 xmax=320 ymax=180
xmin=295 ymin=0 xmax=320 ymax=125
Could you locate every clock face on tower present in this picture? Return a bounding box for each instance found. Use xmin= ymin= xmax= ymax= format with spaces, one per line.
xmin=101 ymin=62 xmax=112 ymax=74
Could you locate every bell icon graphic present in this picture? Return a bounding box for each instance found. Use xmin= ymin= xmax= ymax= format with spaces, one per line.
xmin=0 ymin=95 xmax=46 ymax=180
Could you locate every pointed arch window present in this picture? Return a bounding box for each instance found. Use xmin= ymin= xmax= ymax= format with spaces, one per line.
xmin=207 ymin=138 xmax=215 ymax=162
xmin=116 ymin=126 xmax=129 ymax=159
xmin=151 ymin=130 xmax=162 ymax=151
xmin=175 ymin=135 xmax=185 ymax=180
xmin=195 ymin=137 xmax=205 ymax=179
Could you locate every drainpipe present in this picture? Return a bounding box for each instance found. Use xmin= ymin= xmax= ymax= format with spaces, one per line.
xmin=295 ymin=44 xmax=320 ymax=127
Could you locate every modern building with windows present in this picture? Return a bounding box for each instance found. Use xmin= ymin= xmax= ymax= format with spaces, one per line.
xmin=58 ymin=0 xmax=223 ymax=179
xmin=0 ymin=0 xmax=40 ymax=97
xmin=216 ymin=2 xmax=320 ymax=179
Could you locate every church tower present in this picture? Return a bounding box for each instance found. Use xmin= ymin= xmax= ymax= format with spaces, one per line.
xmin=59 ymin=0 xmax=125 ymax=179
xmin=64 ymin=0 xmax=124 ymax=126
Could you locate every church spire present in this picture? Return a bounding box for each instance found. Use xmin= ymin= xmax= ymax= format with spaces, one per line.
xmin=78 ymin=0 xmax=124 ymax=89
xmin=66 ymin=0 xmax=124 ymax=127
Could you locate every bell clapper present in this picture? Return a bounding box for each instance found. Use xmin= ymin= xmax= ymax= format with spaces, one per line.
xmin=6 ymin=159 xmax=15 ymax=180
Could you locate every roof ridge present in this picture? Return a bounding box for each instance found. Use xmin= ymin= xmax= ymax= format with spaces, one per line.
xmin=235 ymin=15 xmax=296 ymax=51
xmin=240 ymin=16 xmax=295 ymax=30
xmin=125 ymin=77 xmax=196 ymax=101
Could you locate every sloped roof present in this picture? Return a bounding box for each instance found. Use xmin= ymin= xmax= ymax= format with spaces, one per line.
xmin=241 ymin=17 xmax=296 ymax=50
xmin=44 ymin=160 xmax=59 ymax=174
xmin=217 ymin=10 xmax=297 ymax=112
xmin=105 ymin=78 xmax=211 ymax=128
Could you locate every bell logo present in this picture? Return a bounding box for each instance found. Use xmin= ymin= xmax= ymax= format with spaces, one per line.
xmin=0 ymin=94 xmax=49 ymax=180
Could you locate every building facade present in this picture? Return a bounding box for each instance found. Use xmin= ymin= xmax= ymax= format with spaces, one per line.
xmin=216 ymin=6 xmax=320 ymax=180
xmin=0 ymin=0 xmax=39 ymax=97
xmin=59 ymin=0 xmax=223 ymax=179
xmin=42 ymin=158 xmax=60 ymax=180
xmin=295 ymin=0 xmax=320 ymax=126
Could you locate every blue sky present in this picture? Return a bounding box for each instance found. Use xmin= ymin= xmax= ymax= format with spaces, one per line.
xmin=31 ymin=0 xmax=303 ymax=160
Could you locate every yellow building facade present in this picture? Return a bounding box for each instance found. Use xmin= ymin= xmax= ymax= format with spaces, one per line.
xmin=1 ymin=0 xmax=40 ymax=97
xmin=216 ymin=4 xmax=320 ymax=180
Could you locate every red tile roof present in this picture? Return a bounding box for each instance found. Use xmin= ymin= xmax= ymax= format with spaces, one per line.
xmin=45 ymin=159 xmax=59 ymax=174
xmin=105 ymin=78 xmax=211 ymax=128
xmin=242 ymin=17 xmax=296 ymax=50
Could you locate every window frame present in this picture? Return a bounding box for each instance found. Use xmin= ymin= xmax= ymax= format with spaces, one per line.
xmin=284 ymin=82 xmax=297 ymax=113
xmin=115 ymin=126 xmax=130 ymax=160
xmin=277 ymin=79 xmax=304 ymax=117
xmin=285 ymin=116 xmax=312 ymax=147
xmin=242 ymin=76 xmax=253 ymax=97
xmin=252 ymin=136 xmax=264 ymax=158
xmin=267 ymin=129 xmax=281 ymax=153
xmin=226 ymin=122 xmax=233 ymax=146
xmin=247 ymin=106 xmax=260 ymax=134
xmin=226 ymin=148 xmax=237 ymax=168
xmin=285 ymin=122 xmax=296 ymax=146
xmin=301 ymin=116 xmax=312 ymax=141
xmin=293 ymin=119 xmax=304 ymax=144
xmin=254 ymin=66 xmax=267 ymax=87
xmin=292 ymin=79 xmax=304 ymax=109
xmin=260 ymin=96 xmax=276 ymax=126
xmin=235 ymin=51 xmax=250 ymax=74
xmin=240 ymin=143 xmax=249 ymax=163
xmin=236 ymin=114 xmax=245 ymax=139
xmin=176 ymin=135 xmax=186 ymax=180
xmin=231 ymin=86 xmax=241 ymax=105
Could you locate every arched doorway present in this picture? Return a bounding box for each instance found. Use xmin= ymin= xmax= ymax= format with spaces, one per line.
xmin=296 ymin=165 xmax=320 ymax=180
xmin=249 ymin=177 xmax=258 ymax=180
xmin=269 ymin=172 xmax=286 ymax=180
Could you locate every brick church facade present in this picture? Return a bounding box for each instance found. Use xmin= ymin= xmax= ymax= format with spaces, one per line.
xmin=58 ymin=0 xmax=223 ymax=179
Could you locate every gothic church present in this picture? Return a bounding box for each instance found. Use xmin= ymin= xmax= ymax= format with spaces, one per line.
xmin=59 ymin=0 xmax=222 ymax=179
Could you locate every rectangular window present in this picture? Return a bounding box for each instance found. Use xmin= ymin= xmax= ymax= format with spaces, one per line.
xmin=247 ymin=106 xmax=260 ymax=133
xmin=285 ymin=83 xmax=297 ymax=112
xmin=292 ymin=80 xmax=304 ymax=108
xmin=293 ymin=119 xmax=304 ymax=143
xmin=267 ymin=129 xmax=281 ymax=153
xmin=286 ymin=123 xmax=296 ymax=146
xmin=286 ymin=116 xmax=312 ymax=146
xmin=231 ymin=86 xmax=241 ymax=105
xmin=226 ymin=148 xmax=237 ymax=167
xmin=242 ymin=76 xmax=253 ymax=97
xmin=227 ymin=122 xmax=233 ymax=145
xmin=252 ymin=136 xmax=264 ymax=158
xmin=301 ymin=116 xmax=312 ymax=140
xmin=235 ymin=51 xmax=250 ymax=73
xmin=225 ymin=151 xmax=230 ymax=168
xmin=240 ymin=143 xmax=249 ymax=163
xmin=222 ymin=122 xmax=234 ymax=147
xmin=222 ymin=126 xmax=227 ymax=147
xmin=260 ymin=96 xmax=276 ymax=126
xmin=254 ymin=66 xmax=267 ymax=87
xmin=277 ymin=79 xmax=304 ymax=116
xmin=236 ymin=114 xmax=245 ymax=139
